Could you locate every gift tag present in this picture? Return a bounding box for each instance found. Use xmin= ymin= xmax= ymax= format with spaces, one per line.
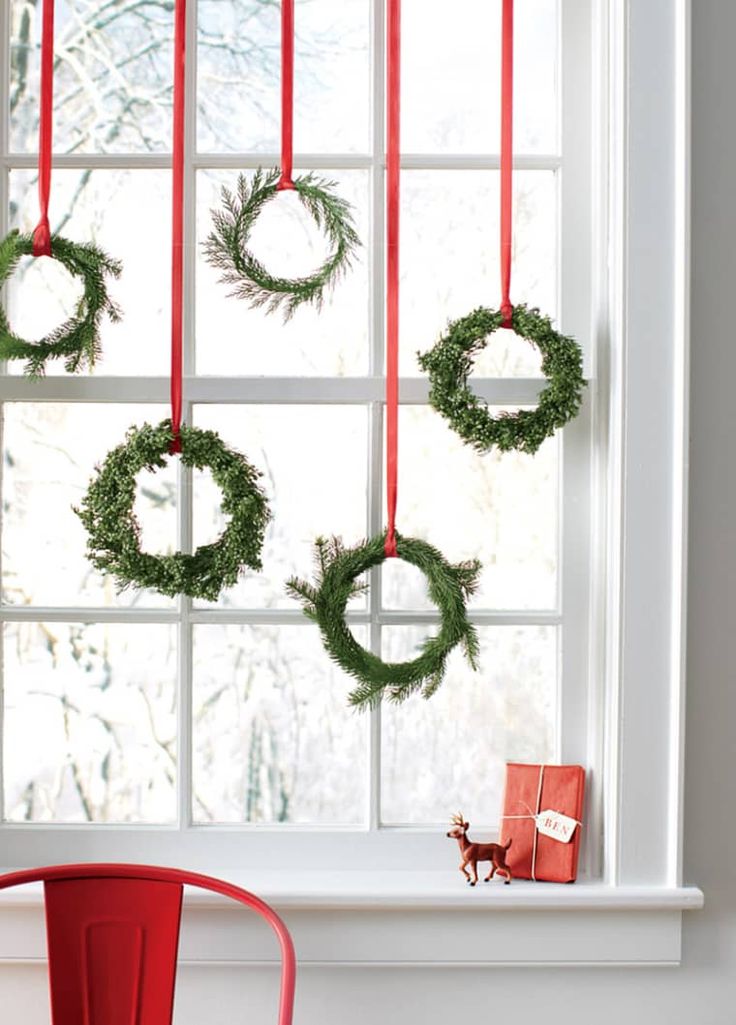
xmin=535 ymin=809 xmax=579 ymax=843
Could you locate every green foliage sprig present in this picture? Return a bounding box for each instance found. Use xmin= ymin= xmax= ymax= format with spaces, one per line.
xmin=203 ymin=168 xmax=361 ymax=319
xmin=418 ymin=304 xmax=586 ymax=455
xmin=77 ymin=420 xmax=271 ymax=601
xmin=287 ymin=532 xmax=481 ymax=709
xmin=0 ymin=230 xmax=122 ymax=376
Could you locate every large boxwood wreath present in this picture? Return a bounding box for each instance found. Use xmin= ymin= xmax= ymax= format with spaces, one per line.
xmin=203 ymin=168 xmax=361 ymax=319
xmin=0 ymin=230 xmax=122 ymax=376
xmin=418 ymin=304 xmax=586 ymax=455
xmin=76 ymin=420 xmax=270 ymax=601
xmin=287 ymin=532 xmax=481 ymax=709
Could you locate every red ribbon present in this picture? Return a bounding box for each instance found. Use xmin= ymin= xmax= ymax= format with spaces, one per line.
xmin=169 ymin=0 xmax=186 ymax=453
xmin=384 ymin=0 xmax=401 ymax=558
xmin=277 ymin=0 xmax=295 ymax=191
xmin=32 ymin=0 xmax=55 ymax=257
xmin=500 ymin=0 xmax=514 ymax=327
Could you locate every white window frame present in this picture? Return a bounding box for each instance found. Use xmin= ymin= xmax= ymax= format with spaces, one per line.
xmin=0 ymin=0 xmax=702 ymax=968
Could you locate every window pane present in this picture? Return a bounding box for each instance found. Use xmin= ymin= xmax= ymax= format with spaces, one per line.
xmin=2 ymin=404 xmax=174 ymax=608
xmin=9 ymin=0 xmax=175 ymax=154
xmin=402 ymin=170 xmax=557 ymax=375
xmin=383 ymin=407 xmax=558 ymax=610
xmin=197 ymin=0 xmax=370 ymax=154
xmin=380 ymin=625 xmax=557 ymax=825
xmin=193 ymin=625 xmax=367 ymax=823
xmin=3 ymin=623 xmax=177 ymax=823
xmin=193 ymin=405 xmax=368 ymax=609
xmin=196 ymin=169 xmax=369 ymax=375
xmin=8 ymin=170 xmax=170 ymax=375
xmin=403 ymin=0 xmax=558 ymax=154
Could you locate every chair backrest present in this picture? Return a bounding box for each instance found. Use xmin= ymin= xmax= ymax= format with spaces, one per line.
xmin=0 ymin=864 xmax=296 ymax=1025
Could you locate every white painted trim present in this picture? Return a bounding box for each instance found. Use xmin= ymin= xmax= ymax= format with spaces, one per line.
xmin=0 ymin=875 xmax=704 ymax=911
xmin=0 ymin=154 xmax=563 ymax=172
xmin=0 ymin=375 xmax=548 ymax=404
xmin=0 ymin=607 xmax=562 ymax=625
xmin=606 ymin=0 xmax=692 ymax=888
xmin=0 ymin=876 xmax=703 ymax=966
xmin=668 ymin=0 xmax=691 ymax=890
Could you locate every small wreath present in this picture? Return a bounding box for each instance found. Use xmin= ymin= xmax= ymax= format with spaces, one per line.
xmin=0 ymin=229 xmax=122 ymax=376
xmin=76 ymin=420 xmax=271 ymax=601
xmin=203 ymin=168 xmax=361 ymax=319
xmin=287 ymin=533 xmax=481 ymax=709
xmin=418 ymin=304 xmax=586 ymax=455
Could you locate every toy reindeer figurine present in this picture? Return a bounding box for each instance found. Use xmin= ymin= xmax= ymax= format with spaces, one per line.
xmin=446 ymin=812 xmax=513 ymax=886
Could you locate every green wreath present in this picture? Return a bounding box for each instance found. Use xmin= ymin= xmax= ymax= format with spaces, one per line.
xmin=418 ymin=304 xmax=586 ymax=455
xmin=76 ymin=420 xmax=271 ymax=601
xmin=203 ymin=168 xmax=361 ymax=319
xmin=0 ymin=229 xmax=122 ymax=376
xmin=287 ymin=533 xmax=481 ymax=709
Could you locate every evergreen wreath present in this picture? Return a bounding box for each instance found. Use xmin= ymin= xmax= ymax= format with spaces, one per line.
xmin=77 ymin=420 xmax=271 ymax=601
xmin=203 ymin=168 xmax=361 ymax=319
xmin=0 ymin=229 xmax=122 ymax=376
xmin=287 ymin=532 xmax=481 ymax=709
xmin=418 ymin=304 xmax=586 ymax=455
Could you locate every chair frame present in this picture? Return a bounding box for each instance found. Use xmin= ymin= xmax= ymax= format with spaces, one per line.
xmin=0 ymin=863 xmax=296 ymax=1025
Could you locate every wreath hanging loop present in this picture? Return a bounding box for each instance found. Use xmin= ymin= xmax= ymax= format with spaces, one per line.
xmin=203 ymin=168 xmax=361 ymax=320
xmin=0 ymin=230 xmax=122 ymax=377
xmin=287 ymin=532 xmax=481 ymax=709
xmin=76 ymin=420 xmax=271 ymax=602
xmin=418 ymin=303 xmax=586 ymax=455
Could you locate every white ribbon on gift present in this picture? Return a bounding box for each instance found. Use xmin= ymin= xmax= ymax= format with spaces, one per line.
xmin=500 ymin=765 xmax=582 ymax=881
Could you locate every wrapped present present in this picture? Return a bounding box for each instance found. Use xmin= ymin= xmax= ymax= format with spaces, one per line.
xmin=499 ymin=763 xmax=586 ymax=883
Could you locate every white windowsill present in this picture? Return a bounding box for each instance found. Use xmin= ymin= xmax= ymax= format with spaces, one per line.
xmin=0 ymin=870 xmax=704 ymax=911
xmin=0 ymin=872 xmax=703 ymax=968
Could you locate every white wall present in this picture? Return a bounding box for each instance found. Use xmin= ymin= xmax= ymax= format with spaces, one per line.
xmin=1 ymin=5 xmax=734 ymax=1023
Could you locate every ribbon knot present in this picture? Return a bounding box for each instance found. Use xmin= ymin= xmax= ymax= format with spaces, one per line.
xmin=384 ymin=528 xmax=398 ymax=558
xmin=32 ymin=218 xmax=52 ymax=258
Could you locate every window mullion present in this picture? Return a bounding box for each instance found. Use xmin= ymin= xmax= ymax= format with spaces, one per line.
xmin=176 ymin=0 xmax=198 ymax=833
xmin=368 ymin=402 xmax=384 ymax=831
xmin=177 ymin=398 xmax=194 ymax=833
xmin=366 ymin=0 xmax=387 ymax=833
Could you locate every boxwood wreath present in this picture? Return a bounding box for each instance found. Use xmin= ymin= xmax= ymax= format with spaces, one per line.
xmin=287 ymin=532 xmax=482 ymax=709
xmin=77 ymin=420 xmax=270 ymax=601
xmin=0 ymin=229 xmax=122 ymax=376
xmin=203 ymin=168 xmax=361 ymax=319
xmin=418 ymin=304 xmax=586 ymax=455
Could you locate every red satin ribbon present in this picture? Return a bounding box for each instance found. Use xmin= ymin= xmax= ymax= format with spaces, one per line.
xmin=500 ymin=0 xmax=514 ymax=327
xmin=32 ymin=0 xmax=55 ymax=257
xmin=277 ymin=0 xmax=295 ymax=191
xmin=384 ymin=0 xmax=401 ymax=558
xmin=170 ymin=0 xmax=186 ymax=453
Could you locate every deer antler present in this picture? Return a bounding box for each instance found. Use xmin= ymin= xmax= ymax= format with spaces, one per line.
xmin=450 ymin=812 xmax=465 ymax=826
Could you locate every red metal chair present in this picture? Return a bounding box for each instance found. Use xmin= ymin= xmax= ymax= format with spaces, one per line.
xmin=0 ymin=863 xmax=296 ymax=1025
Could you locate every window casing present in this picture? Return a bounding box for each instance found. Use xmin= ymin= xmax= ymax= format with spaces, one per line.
xmin=0 ymin=0 xmax=662 ymax=885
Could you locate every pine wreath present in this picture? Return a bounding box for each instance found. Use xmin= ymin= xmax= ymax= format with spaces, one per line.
xmin=287 ymin=532 xmax=481 ymax=709
xmin=0 ymin=229 xmax=122 ymax=376
xmin=76 ymin=420 xmax=270 ymax=601
xmin=418 ymin=304 xmax=586 ymax=455
xmin=203 ymin=168 xmax=361 ymax=319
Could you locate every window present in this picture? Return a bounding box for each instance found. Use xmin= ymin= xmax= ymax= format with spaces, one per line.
xmin=0 ymin=0 xmax=701 ymax=972
xmin=0 ymin=0 xmax=685 ymax=903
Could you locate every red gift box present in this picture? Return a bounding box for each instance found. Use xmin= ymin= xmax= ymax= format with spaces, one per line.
xmin=499 ymin=763 xmax=586 ymax=883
